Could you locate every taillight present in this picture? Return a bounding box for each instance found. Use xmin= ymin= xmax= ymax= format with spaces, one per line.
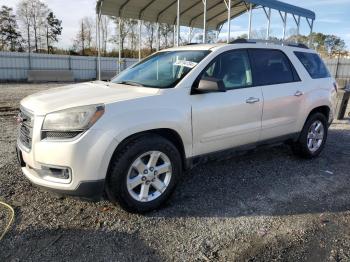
xmin=333 ymin=82 xmax=338 ymax=93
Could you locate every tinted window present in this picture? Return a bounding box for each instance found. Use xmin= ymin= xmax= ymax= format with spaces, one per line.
xmin=201 ymin=50 xmax=252 ymax=90
xmin=249 ymin=49 xmax=295 ymax=86
xmin=294 ymin=52 xmax=330 ymax=79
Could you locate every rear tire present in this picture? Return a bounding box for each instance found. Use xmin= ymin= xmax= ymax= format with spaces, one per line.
xmin=292 ymin=112 xmax=328 ymax=159
xmin=105 ymin=134 xmax=182 ymax=213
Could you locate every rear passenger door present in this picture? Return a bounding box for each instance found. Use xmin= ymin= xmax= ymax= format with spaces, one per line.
xmin=248 ymin=49 xmax=303 ymax=141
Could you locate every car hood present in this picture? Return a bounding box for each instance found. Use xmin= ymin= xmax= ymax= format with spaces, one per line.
xmin=20 ymin=81 xmax=161 ymax=115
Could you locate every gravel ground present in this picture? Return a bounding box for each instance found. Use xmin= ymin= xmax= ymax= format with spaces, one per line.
xmin=0 ymin=83 xmax=350 ymax=261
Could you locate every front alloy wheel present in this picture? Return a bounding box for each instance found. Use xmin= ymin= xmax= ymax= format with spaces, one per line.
xmin=126 ymin=151 xmax=172 ymax=202
xmin=106 ymin=134 xmax=182 ymax=213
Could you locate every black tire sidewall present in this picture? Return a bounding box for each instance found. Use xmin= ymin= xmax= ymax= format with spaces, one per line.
xmin=106 ymin=135 xmax=182 ymax=213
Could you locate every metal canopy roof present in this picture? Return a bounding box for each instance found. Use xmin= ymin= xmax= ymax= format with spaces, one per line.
xmin=96 ymin=0 xmax=315 ymax=30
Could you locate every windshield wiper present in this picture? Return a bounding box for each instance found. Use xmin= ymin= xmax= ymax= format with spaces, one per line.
xmin=115 ymin=81 xmax=145 ymax=87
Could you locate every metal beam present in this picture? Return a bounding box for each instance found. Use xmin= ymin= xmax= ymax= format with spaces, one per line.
xmin=248 ymin=3 xmax=253 ymax=39
xmin=203 ymin=0 xmax=207 ymax=43
xmin=307 ymin=18 xmax=314 ymax=46
xmin=189 ymin=0 xmax=223 ymax=27
xmin=176 ymin=0 xmax=180 ymax=46
xmin=281 ymin=12 xmax=287 ymax=41
xmin=156 ymin=0 xmax=177 ymax=22
xmin=138 ymin=0 xmax=158 ymax=19
xmin=266 ymin=8 xmax=271 ymax=40
xmin=96 ymin=14 xmax=101 ymax=80
xmin=173 ymin=0 xmax=202 ymax=25
xmin=226 ymin=0 xmax=231 ymax=43
xmin=209 ymin=2 xmax=245 ymax=26
xmin=118 ymin=17 xmax=121 ymax=73
xmin=119 ymin=0 xmax=131 ymax=16
xmin=138 ymin=20 xmax=142 ymax=61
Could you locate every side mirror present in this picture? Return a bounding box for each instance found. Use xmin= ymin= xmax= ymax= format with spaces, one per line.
xmin=195 ymin=77 xmax=226 ymax=94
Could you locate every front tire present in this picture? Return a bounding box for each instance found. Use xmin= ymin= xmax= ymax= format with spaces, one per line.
xmin=292 ymin=112 xmax=328 ymax=158
xmin=105 ymin=134 xmax=182 ymax=213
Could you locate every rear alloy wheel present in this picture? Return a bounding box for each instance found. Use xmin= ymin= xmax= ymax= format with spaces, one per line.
xmin=292 ymin=112 xmax=328 ymax=158
xmin=306 ymin=120 xmax=325 ymax=153
xmin=106 ymin=135 xmax=182 ymax=213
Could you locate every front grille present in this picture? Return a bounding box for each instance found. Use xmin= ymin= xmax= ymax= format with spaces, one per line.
xmin=18 ymin=108 xmax=34 ymax=150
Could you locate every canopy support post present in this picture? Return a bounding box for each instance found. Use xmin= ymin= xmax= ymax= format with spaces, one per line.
xmin=138 ymin=20 xmax=142 ymax=61
xmin=297 ymin=16 xmax=301 ymax=36
xmin=247 ymin=3 xmax=253 ymax=39
xmin=283 ymin=12 xmax=287 ymax=41
xmin=173 ymin=25 xmax=176 ymax=46
xmin=279 ymin=11 xmax=287 ymax=41
xmin=307 ymin=18 xmax=314 ymax=47
xmin=188 ymin=27 xmax=192 ymax=43
xmin=263 ymin=7 xmax=271 ymax=40
xmin=176 ymin=0 xmax=180 ymax=47
xmin=118 ymin=17 xmax=121 ymax=74
xmin=202 ymin=0 xmax=207 ymax=43
xmin=224 ymin=0 xmax=231 ymax=43
xmin=97 ymin=14 xmax=101 ymax=80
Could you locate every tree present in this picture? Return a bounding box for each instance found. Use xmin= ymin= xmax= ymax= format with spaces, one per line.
xmin=17 ymin=0 xmax=32 ymax=52
xmin=111 ymin=17 xmax=132 ymax=54
xmin=144 ymin=21 xmax=156 ymax=52
xmin=17 ymin=0 xmax=49 ymax=52
xmin=45 ymin=12 xmax=62 ymax=53
xmin=0 ymin=5 xmax=22 ymax=51
xmin=73 ymin=17 xmax=95 ymax=55
xmin=160 ymin=23 xmax=173 ymax=47
xmin=29 ymin=0 xmax=49 ymax=52
xmin=324 ymin=35 xmax=346 ymax=55
xmin=100 ymin=16 xmax=111 ymax=55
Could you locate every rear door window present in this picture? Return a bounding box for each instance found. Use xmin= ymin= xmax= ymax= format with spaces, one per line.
xmin=294 ymin=52 xmax=331 ymax=79
xmin=248 ymin=49 xmax=296 ymax=86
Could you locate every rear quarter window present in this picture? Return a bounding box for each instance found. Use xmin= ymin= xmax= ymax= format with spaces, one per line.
xmin=294 ymin=51 xmax=331 ymax=79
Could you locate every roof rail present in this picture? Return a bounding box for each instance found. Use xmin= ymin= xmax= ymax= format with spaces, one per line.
xmin=186 ymin=43 xmax=199 ymax=46
xmin=230 ymin=39 xmax=256 ymax=44
xmin=230 ymin=38 xmax=309 ymax=49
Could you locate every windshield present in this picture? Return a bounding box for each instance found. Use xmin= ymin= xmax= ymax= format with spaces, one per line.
xmin=112 ymin=50 xmax=210 ymax=88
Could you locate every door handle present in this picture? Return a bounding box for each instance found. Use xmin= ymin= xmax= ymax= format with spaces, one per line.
xmin=294 ymin=90 xmax=304 ymax=97
xmin=246 ymin=97 xmax=260 ymax=104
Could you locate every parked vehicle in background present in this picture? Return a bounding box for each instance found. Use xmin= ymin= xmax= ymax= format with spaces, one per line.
xmin=16 ymin=40 xmax=337 ymax=213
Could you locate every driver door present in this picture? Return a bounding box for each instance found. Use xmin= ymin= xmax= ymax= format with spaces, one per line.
xmin=191 ymin=49 xmax=263 ymax=156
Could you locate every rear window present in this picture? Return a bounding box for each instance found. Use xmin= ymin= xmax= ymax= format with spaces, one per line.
xmin=294 ymin=52 xmax=330 ymax=79
xmin=248 ymin=49 xmax=297 ymax=86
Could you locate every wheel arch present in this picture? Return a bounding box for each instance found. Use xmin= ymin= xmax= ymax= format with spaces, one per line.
xmin=106 ymin=128 xmax=187 ymax=178
xmin=306 ymin=105 xmax=330 ymax=122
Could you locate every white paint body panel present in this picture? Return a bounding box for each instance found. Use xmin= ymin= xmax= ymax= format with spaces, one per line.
xmin=18 ymin=43 xmax=336 ymax=193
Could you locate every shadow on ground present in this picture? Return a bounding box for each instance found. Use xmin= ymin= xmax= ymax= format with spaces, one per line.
xmin=0 ymin=228 xmax=161 ymax=261
xmin=148 ymin=128 xmax=350 ymax=218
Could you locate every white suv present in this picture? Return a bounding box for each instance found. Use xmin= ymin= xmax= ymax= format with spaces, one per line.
xmin=17 ymin=41 xmax=337 ymax=213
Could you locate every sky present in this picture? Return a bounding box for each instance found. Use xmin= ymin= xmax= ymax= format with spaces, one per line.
xmin=1 ymin=0 xmax=350 ymax=50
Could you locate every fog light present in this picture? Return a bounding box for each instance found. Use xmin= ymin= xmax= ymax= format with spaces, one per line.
xmin=49 ymin=168 xmax=70 ymax=180
xmin=35 ymin=165 xmax=72 ymax=184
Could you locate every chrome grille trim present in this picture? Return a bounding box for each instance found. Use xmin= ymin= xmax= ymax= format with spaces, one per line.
xmin=18 ymin=108 xmax=34 ymax=150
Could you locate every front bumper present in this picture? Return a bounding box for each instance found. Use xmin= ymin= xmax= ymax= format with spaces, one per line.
xmin=16 ymin=114 xmax=118 ymax=199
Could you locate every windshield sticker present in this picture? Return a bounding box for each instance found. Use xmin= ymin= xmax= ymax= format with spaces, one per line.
xmin=174 ymin=60 xmax=198 ymax=68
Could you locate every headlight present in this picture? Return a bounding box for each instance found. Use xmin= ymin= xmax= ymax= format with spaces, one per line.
xmin=42 ymin=104 xmax=105 ymax=131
